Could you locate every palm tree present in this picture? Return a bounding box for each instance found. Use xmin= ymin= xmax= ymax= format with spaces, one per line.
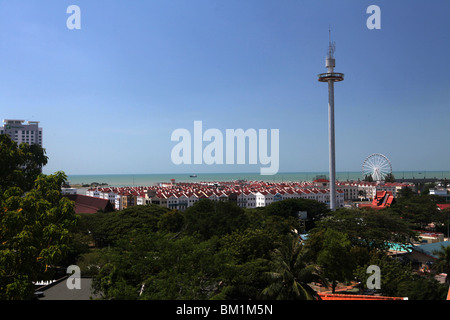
xmin=262 ymin=236 xmax=327 ymax=300
xmin=433 ymin=244 xmax=450 ymax=284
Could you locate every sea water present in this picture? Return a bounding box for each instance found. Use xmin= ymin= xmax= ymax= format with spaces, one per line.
xmin=66 ymin=171 xmax=450 ymax=187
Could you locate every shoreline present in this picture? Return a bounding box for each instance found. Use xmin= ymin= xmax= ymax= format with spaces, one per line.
xmin=64 ymin=171 xmax=450 ymax=189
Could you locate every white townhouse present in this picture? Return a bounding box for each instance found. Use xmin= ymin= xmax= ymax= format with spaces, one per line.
xmin=207 ymin=191 xmax=219 ymax=202
xmin=86 ymin=188 xmax=100 ymax=198
xmin=100 ymin=189 xmax=117 ymax=204
xmin=167 ymin=193 xmax=179 ymax=209
xmin=336 ymin=190 xmax=345 ymax=207
xmin=114 ymin=194 xmax=122 ymax=211
xmin=93 ymin=189 xmax=102 ymax=198
xmin=237 ymin=191 xmax=250 ymax=208
xmin=295 ymin=190 xmax=305 ymax=200
xmin=136 ymin=192 xmax=146 ymax=206
xmin=296 ymin=189 xmax=308 ymax=200
xmin=218 ymin=192 xmax=229 ymax=202
xmin=243 ymin=191 xmax=266 ymax=208
xmin=300 ymin=189 xmax=312 ymax=200
xmin=309 ymin=189 xmax=323 ymax=203
xmin=358 ymin=183 xmax=377 ymax=200
xmin=291 ymin=189 xmax=304 ymax=200
xmin=246 ymin=192 xmax=256 ymax=208
xmin=375 ymin=182 xmax=397 ymax=198
xmin=156 ymin=191 xmax=169 ymax=208
xmin=177 ymin=193 xmax=189 ymax=211
xmin=257 ymin=192 xmax=266 ymax=207
xmin=187 ymin=192 xmax=199 ymax=207
xmin=285 ymin=190 xmax=296 ymax=200
xmin=253 ymin=191 xmax=266 ymax=208
xmin=281 ymin=189 xmax=294 ymax=200
xmin=260 ymin=190 xmax=274 ymax=206
xmin=337 ymin=183 xmax=360 ymax=200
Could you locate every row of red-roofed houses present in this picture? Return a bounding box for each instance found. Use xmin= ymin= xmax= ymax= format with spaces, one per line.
xmin=82 ymin=179 xmax=415 ymax=211
xmin=84 ymin=181 xmax=347 ymax=211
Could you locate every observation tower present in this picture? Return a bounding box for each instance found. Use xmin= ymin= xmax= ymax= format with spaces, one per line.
xmin=318 ymin=30 xmax=344 ymax=211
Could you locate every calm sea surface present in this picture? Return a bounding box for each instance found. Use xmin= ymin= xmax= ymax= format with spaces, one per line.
xmin=66 ymin=171 xmax=450 ymax=187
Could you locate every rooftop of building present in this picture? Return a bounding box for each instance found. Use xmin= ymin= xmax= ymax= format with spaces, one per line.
xmin=2 ymin=119 xmax=41 ymax=125
xmin=318 ymin=292 xmax=407 ymax=300
xmin=64 ymin=194 xmax=115 ymax=214
xmin=410 ymin=241 xmax=450 ymax=259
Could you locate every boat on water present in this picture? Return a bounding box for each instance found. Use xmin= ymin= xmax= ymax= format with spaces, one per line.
xmin=190 ymin=174 xmax=197 ymax=178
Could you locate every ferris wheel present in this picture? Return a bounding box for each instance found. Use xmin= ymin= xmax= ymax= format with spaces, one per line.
xmin=362 ymin=153 xmax=392 ymax=182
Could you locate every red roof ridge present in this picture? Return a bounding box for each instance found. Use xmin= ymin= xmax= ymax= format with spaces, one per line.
xmin=318 ymin=293 xmax=406 ymax=300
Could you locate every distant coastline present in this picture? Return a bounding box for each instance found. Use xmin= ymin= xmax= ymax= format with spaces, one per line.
xmin=66 ymin=171 xmax=450 ymax=188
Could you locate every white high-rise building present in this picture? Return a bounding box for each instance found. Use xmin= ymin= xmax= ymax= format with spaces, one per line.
xmin=1 ymin=119 xmax=43 ymax=146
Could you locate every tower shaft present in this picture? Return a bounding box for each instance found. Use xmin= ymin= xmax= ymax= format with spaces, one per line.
xmin=328 ymin=80 xmax=336 ymax=211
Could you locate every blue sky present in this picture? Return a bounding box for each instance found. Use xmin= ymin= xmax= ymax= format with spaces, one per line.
xmin=1 ymin=1 xmax=449 ymax=175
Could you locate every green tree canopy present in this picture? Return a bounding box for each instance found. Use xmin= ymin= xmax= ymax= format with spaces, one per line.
xmin=432 ymin=244 xmax=450 ymax=284
xmin=396 ymin=274 xmax=449 ymax=300
xmin=311 ymin=208 xmax=415 ymax=251
xmin=262 ymin=236 xmax=325 ymax=300
xmin=397 ymin=186 xmax=415 ymax=198
xmin=84 ymin=232 xmax=230 ymax=300
xmin=0 ymin=134 xmax=48 ymax=193
xmin=0 ymin=171 xmax=77 ymax=299
xmin=316 ymin=229 xmax=354 ymax=293
xmin=384 ymin=173 xmax=395 ymax=183
xmin=264 ymin=198 xmax=329 ymax=222
xmin=220 ymin=228 xmax=277 ymax=264
xmin=183 ymin=199 xmax=249 ymax=240
xmin=79 ymin=204 xmax=170 ymax=247
xmin=354 ymin=255 xmax=414 ymax=297
xmin=391 ymin=193 xmax=442 ymax=229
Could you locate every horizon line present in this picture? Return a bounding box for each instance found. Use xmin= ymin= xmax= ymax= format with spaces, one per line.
xmin=62 ymin=170 xmax=450 ymax=176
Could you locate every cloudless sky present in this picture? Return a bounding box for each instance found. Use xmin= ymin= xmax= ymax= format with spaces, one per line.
xmin=0 ymin=1 xmax=449 ymax=175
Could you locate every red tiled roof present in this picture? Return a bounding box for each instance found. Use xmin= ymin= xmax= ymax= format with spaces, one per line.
xmin=438 ymin=204 xmax=450 ymax=211
xmin=64 ymin=194 xmax=114 ymax=214
xmin=359 ymin=191 xmax=394 ymax=210
xmin=318 ymin=293 xmax=406 ymax=300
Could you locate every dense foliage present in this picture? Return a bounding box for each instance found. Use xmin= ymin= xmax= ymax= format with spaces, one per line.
xmin=0 ymin=135 xmax=78 ymax=299
xmin=72 ymin=195 xmax=449 ymax=300
xmin=76 ymin=200 xmax=307 ymax=300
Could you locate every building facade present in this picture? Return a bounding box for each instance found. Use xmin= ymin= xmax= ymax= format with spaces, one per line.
xmin=1 ymin=119 xmax=43 ymax=146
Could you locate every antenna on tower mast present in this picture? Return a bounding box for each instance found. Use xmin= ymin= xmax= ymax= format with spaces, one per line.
xmin=328 ymin=26 xmax=336 ymax=59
